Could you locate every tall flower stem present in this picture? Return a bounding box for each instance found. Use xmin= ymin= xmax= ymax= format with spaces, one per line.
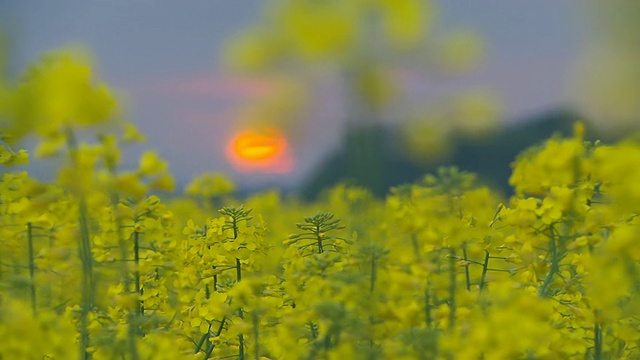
xmin=220 ymin=206 xmax=251 ymax=360
xmin=478 ymin=251 xmax=490 ymax=292
xmin=253 ymin=312 xmax=260 ymax=360
xmin=448 ymin=248 xmax=456 ymax=331
xmin=105 ymin=153 xmax=141 ymax=360
xmin=65 ymin=128 xmax=95 ymax=360
xmin=133 ymin=231 xmax=142 ymax=316
xmin=462 ymin=246 xmax=471 ymax=291
xmin=539 ymin=224 xmax=557 ymax=297
xmin=424 ymin=281 xmax=432 ymax=328
xmin=27 ymin=222 xmax=36 ymax=315
xmin=236 ymin=256 xmax=245 ymax=360
xmin=593 ymin=309 xmax=603 ymax=360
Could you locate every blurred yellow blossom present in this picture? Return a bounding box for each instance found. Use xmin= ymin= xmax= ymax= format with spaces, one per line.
xmin=7 ymin=49 xmax=117 ymax=140
xmin=186 ymin=172 xmax=236 ymax=199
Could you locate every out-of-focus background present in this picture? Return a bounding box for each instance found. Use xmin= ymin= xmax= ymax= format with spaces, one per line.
xmin=1 ymin=1 xmax=638 ymax=198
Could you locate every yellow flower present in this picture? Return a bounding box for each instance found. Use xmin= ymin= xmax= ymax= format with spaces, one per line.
xmin=185 ymin=172 xmax=236 ymax=198
xmin=113 ymin=171 xmax=147 ymax=199
xmin=149 ymin=173 xmax=175 ymax=192
xmin=122 ymin=122 xmax=146 ymax=143
xmin=0 ymin=146 xmax=29 ymax=167
xmin=139 ymin=151 xmax=168 ymax=176
xmin=376 ymin=0 xmax=429 ymax=49
xmin=8 ymin=50 xmax=116 ymax=139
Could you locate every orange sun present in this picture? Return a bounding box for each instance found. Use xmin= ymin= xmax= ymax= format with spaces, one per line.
xmin=225 ymin=129 xmax=293 ymax=173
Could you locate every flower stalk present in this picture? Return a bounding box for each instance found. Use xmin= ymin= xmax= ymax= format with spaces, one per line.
xmin=539 ymin=225 xmax=557 ymax=297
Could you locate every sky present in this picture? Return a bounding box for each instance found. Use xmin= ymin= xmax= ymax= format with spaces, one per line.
xmin=1 ymin=0 xmax=586 ymax=190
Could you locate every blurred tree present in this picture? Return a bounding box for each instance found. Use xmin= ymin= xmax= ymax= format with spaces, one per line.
xmin=301 ymin=108 xmax=613 ymax=199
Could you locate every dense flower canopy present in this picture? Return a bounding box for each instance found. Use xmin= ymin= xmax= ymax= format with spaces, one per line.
xmin=0 ymin=28 xmax=639 ymax=360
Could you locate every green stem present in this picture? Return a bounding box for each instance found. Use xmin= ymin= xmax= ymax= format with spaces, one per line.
xmin=236 ymin=257 xmax=245 ymax=360
xmin=78 ymin=198 xmax=94 ymax=360
xmin=199 ymin=316 xmax=228 ymax=358
xmin=213 ymin=266 xmax=218 ymax=292
xmin=369 ymin=249 xmax=378 ymax=349
xmin=479 ymin=250 xmax=490 ymax=292
xmin=539 ymin=225 xmax=557 ymax=297
xmin=65 ymin=127 xmax=94 ymax=360
xmin=216 ymin=316 xmax=227 ymax=336
xmin=253 ymin=313 xmax=260 ymax=360
xmin=411 ymin=233 xmax=421 ymax=261
xmin=594 ymin=312 xmax=603 ymax=360
xmin=78 ymin=199 xmax=95 ymax=307
xmin=424 ymin=281 xmax=432 ymax=328
xmin=316 ymin=225 xmax=323 ymax=254
xmin=237 ymin=320 xmax=245 ymax=358
xmin=462 ymin=246 xmax=471 ymax=291
xmin=105 ymin=142 xmax=140 ymax=359
xmin=27 ymin=222 xmax=36 ymax=315
xmin=233 ymin=214 xmax=244 ymax=360
xmin=448 ymin=248 xmax=456 ymax=331
xmin=133 ymin=231 xmax=142 ymax=316
xmin=236 ymin=258 xmax=242 ymax=282
xmin=370 ymin=252 xmax=377 ymax=294
xmin=203 ymin=342 xmax=215 ymax=360
xmin=232 ymin=217 xmax=238 ymax=239
xmin=195 ymin=323 xmax=212 ymax=354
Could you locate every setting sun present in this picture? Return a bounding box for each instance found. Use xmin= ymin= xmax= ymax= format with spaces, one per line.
xmin=225 ymin=129 xmax=293 ymax=173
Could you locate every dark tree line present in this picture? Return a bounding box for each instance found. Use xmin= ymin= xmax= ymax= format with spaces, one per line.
xmin=301 ymin=108 xmax=610 ymax=200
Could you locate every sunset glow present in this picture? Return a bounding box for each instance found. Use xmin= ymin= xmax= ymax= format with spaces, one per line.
xmin=225 ymin=129 xmax=293 ymax=173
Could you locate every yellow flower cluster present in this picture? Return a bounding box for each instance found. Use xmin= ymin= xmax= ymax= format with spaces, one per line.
xmin=0 ymin=50 xmax=639 ymax=360
xmin=225 ymin=0 xmax=430 ymax=69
